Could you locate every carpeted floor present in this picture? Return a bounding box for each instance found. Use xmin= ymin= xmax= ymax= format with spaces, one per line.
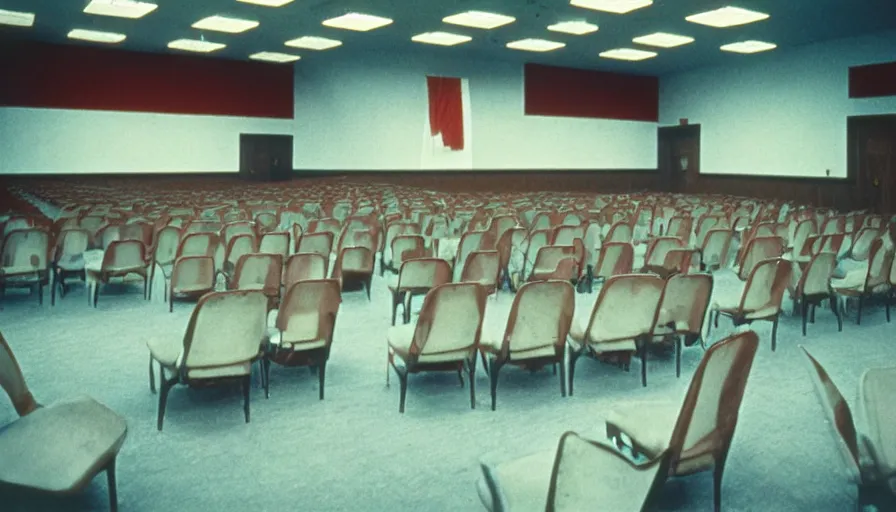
xmin=0 ymin=260 xmax=890 ymax=512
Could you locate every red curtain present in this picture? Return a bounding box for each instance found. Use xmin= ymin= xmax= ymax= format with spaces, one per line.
xmin=427 ymin=76 xmax=464 ymax=150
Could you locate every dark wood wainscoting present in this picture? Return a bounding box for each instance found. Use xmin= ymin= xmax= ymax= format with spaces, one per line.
xmin=690 ymin=175 xmax=855 ymax=210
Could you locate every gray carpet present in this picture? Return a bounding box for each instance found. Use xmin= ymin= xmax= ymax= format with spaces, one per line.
xmin=0 ymin=266 xmax=890 ymax=511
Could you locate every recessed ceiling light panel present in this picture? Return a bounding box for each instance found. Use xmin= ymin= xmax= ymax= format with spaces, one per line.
xmin=67 ymin=29 xmax=127 ymax=43
xmin=599 ymin=48 xmax=657 ymax=61
xmin=83 ymin=0 xmax=158 ymax=19
xmin=506 ymin=38 xmax=566 ymax=52
xmin=192 ymin=15 xmax=259 ymax=34
xmin=720 ymin=40 xmax=777 ymax=54
xmin=443 ymin=11 xmax=516 ymax=30
xmin=168 ymin=39 xmax=226 ymax=53
xmin=632 ymin=32 xmax=694 ymax=48
xmin=411 ymin=32 xmax=472 ymax=46
xmin=237 ymin=0 xmax=294 ymax=6
xmin=570 ymin=0 xmax=653 ymax=14
xmin=284 ymin=36 xmax=343 ymax=50
xmin=0 ymin=8 xmax=35 ymax=27
xmin=547 ymin=21 xmax=598 ymax=35
xmin=322 ymin=13 xmax=393 ymax=32
xmin=250 ymin=51 xmax=301 ymax=63
xmin=686 ymin=6 xmax=770 ymax=28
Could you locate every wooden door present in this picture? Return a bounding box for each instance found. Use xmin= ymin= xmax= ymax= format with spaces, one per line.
xmin=849 ymin=116 xmax=896 ymax=214
xmin=657 ymin=125 xmax=700 ymax=194
xmin=239 ymin=134 xmax=294 ymax=181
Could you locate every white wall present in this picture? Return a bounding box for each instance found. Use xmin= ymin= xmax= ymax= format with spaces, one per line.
xmin=293 ymin=50 xmax=657 ymax=170
xmin=660 ymin=30 xmax=896 ymax=178
xmin=0 ymin=108 xmax=293 ymax=174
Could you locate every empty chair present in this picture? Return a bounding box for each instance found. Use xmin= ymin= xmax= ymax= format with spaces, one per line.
xmin=388 ymin=257 xmax=452 ymax=325
xmin=86 ymin=240 xmax=150 ymax=307
xmin=700 ymin=228 xmax=733 ymax=271
xmin=51 ymin=228 xmax=90 ymax=304
xmin=477 ymin=431 xmax=670 ymax=512
xmin=254 ymin=212 xmax=279 ymax=235
xmin=222 ymin=221 xmax=255 ymax=248
xmin=526 ymin=245 xmax=578 ymax=283
xmin=147 ymin=225 xmax=181 ymax=301
xmin=331 ymin=246 xmax=375 ymax=299
xmin=228 ymin=253 xmax=283 ymax=309
xmin=642 ymin=236 xmax=684 ymax=275
xmin=710 ymin=258 xmax=791 ymax=351
xmin=259 ymin=231 xmax=290 ymax=260
xmin=146 ymin=290 xmax=268 ymax=430
xmin=652 ymin=273 xmax=714 ymax=377
xmin=0 ymin=332 xmax=128 ymax=511
xmin=604 ymin=221 xmax=633 ymax=244
xmin=832 ymin=239 xmax=893 ymax=325
xmin=283 ymin=253 xmax=328 ymax=290
xmin=606 ymin=331 xmax=760 ymax=512
xmin=167 ymin=256 xmax=216 ymax=312
xmin=801 ymin=347 xmax=896 ymax=510
xmin=0 ymin=229 xmax=50 ymax=305
xmin=382 ymin=234 xmax=427 ymax=276
xmin=792 ymin=252 xmax=841 ymax=335
xmin=737 ymin=235 xmax=784 ymax=281
xmin=297 ymin=231 xmax=335 ymax=261
xmin=452 ymin=231 xmax=487 ymax=281
xmin=386 ymin=283 xmax=486 ymax=413
xmin=460 ymin=250 xmax=501 ymax=296
xmin=568 ymin=274 xmax=665 ymax=391
xmin=263 ymin=279 xmax=342 ymax=400
xmin=479 ymin=280 xmax=574 ymax=410
xmin=592 ymin=242 xmax=634 ymax=283
xmin=221 ymin=233 xmax=258 ymax=279
xmin=183 ymin=220 xmax=222 ymax=236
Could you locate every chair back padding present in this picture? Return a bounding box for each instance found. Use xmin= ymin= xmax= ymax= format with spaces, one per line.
xmin=583 ymin=274 xmax=665 ymax=344
xmin=397 ymin=258 xmax=452 ymax=291
xmin=593 ymin=242 xmax=634 ymax=280
xmin=408 ymin=283 xmax=485 ymax=361
xmin=499 ymin=280 xmax=574 ymax=358
xmin=277 ymin=279 xmax=342 ymax=345
xmin=284 ymin=253 xmax=328 ymax=287
xmin=297 ymin=232 xmax=334 ymax=260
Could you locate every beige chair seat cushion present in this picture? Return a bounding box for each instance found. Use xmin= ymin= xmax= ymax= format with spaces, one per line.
xmin=480 ymin=336 xmax=557 ymax=361
xmin=606 ymin=402 xmax=681 ymax=457
xmin=1 ymin=266 xmax=43 ymax=277
xmin=172 ymin=281 xmax=214 ymax=294
xmin=831 ymin=268 xmax=871 ymax=293
xmin=387 ymin=323 xmax=473 ymax=364
xmin=57 ymin=256 xmax=85 ymax=271
xmin=568 ymin=321 xmax=637 ymax=353
xmin=479 ymin=438 xmax=665 ymax=512
xmin=267 ymin=330 xmax=326 ymax=351
xmin=0 ymin=397 xmax=127 ymax=493
xmin=147 ymin=337 xmax=250 ymax=380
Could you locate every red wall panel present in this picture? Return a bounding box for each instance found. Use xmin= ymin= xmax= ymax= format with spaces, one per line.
xmin=0 ymin=39 xmax=294 ymax=119
xmin=524 ymin=63 xmax=658 ymax=122
xmin=849 ymin=61 xmax=896 ymax=99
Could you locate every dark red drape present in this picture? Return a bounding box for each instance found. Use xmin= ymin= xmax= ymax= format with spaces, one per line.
xmin=427 ymin=76 xmax=464 ymax=151
xmin=849 ymin=61 xmax=896 ymax=99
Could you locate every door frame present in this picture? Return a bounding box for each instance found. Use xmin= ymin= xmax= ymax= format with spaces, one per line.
xmin=657 ymin=124 xmax=701 ymax=194
xmin=847 ymin=114 xmax=896 ymax=213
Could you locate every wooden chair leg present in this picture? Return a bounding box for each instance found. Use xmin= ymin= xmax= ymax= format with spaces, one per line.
xmin=106 ymin=458 xmax=119 ymax=512
xmin=771 ymin=317 xmax=779 ymax=352
xmin=242 ymin=374 xmax=251 ymax=423
xmin=559 ymin=356 xmax=567 ymax=397
xmin=713 ymin=461 xmax=725 ymax=512
xmin=639 ymin=342 xmax=648 ymax=387
xmin=488 ymin=359 xmax=502 ymax=411
xmin=675 ymin=338 xmax=682 ymax=378
xmin=318 ymin=360 xmax=327 ymax=400
xmin=857 ymin=295 xmax=864 ymax=325
xmin=568 ymin=350 xmax=581 ymax=396
xmin=263 ymin=358 xmax=271 ymax=399
xmin=801 ymin=298 xmax=809 ymax=336
xmin=832 ymin=295 xmax=843 ymax=332
xmin=149 ymin=356 xmax=156 ymax=394
xmin=157 ymin=378 xmax=173 ymax=431
xmin=397 ymin=368 xmax=408 ymax=413
xmin=468 ymin=358 xmax=477 ymax=410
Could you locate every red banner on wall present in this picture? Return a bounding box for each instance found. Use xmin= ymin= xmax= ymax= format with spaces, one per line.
xmin=427 ymin=76 xmax=465 ymax=150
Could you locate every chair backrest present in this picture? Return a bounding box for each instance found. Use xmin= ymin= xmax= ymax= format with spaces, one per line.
xmin=408 ymin=283 xmax=485 ymax=361
xmin=800 ymin=347 xmax=862 ymax=484
xmin=850 ymin=227 xmax=881 ymax=262
xmin=666 ymin=331 xmax=759 ymax=473
xmin=332 ymin=247 xmax=374 ymax=279
xmin=858 ymin=366 xmax=896 ymax=480
xmin=170 ymin=255 xmax=216 ymax=292
xmin=791 ymin=218 xmax=818 ymax=252
xmin=297 ymin=231 xmax=334 ymax=259
xmin=0 ymin=332 xmax=38 ymax=417
xmin=460 ymin=250 xmax=501 ymax=291
xmin=739 ymin=258 xmax=792 ymax=316
xmin=500 ymin=280 xmax=574 ymax=357
xmin=254 ymin=212 xmax=279 ymax=234
xmin=259 ymin=231 xmax=290 ymax=259
xmin=864 ymin=238 xmax=893 ymax=292
xmin=552 ymin=225 xmax=585 ymax=247
xmin=391 ymin=235 xmax=427 ymax=267
xmin=532 ymin=245 xmax=577 ymax=274
xmin=2 ymin=229 xmax=50 ymax=270
xmin=605 ymin=221 xmax=632 ymax=244
xmin=583 ymin=274 xmax=665 ymax=344
xmin=545 ymin=432 xmax=671 ymax=512
xmin=593 ymin=242 xmax=634 ymax=280
xmin=54 ymin=228 xmax=90 ymax=262
xmin=223 ymin=221 xmax=256 ymax=246
xmin=739 ymin=236 xmax=784 ymax=280
xmin=231 ymin=253 xmax=282 ymax=295
xmin=180 ymin=291 xmax=268 ymax=378
xmin=655 ymin=273 xmax=713 ymax=336
xmin=666 ymin=216 xmax=692 ymax=244
xmin=284 ymin=253 xmax=328 ymax=287
xmin=101 ymin=239 xmax=146 ymax=271
xmin=644 ymin=237 xmax=683 ymax=267
xmin=798 ymin=252 xmax=837 ymax=297
xmin=662 ymin=249 xmax=694 ymax=275
xmin=397 ymin=258 xmax=452 ymax=290
xmin=225 ymin=233 xmax=259 ymax=267
xmin=276 ymin=279 xmax=342 ymax=345
xmin=700 ymin=229 xmax=732 ymax=269
xmin=184 ymin=220 xmax=222 ymax=235
xmin=177 ymin=232 xmax=218 ymax=259
xmin=154 ymin=226 xmax=182 ymax=265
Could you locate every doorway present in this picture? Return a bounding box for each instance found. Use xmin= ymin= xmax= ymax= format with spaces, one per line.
xmin=239 ymin=134 xmax=294 ymax=182
xmin=657 ymin=124 xmax=700 ymax=194
xmin=848 ymin=115 xmax=896 ymax=214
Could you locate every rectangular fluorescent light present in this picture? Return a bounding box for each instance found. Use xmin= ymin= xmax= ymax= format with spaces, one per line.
xmin=168 ymin=39 xmax=226 ymax=53
xmin=411 ymin=32 xmax=472 ymax=46
xmin=285 ymin=36 xmax=342 ymax=50
xmin=633 ymin=32 xmax=694 ymax=48
xmin=599 ymin=48 xmax=657 ymax=61
xmin=547 ymin=21 xmax=598 ymax=35
xmin=250 ymin=51 xmax=301 ymax=63
xmin=570 ymin=0 xmax=653 ymax=14
xmin=721 ymin=40 xmax=777 ymax=54
xmin=237 ymin=0 xmax=294 ymax=6
xmin=443 ymin=11 xmax=515 ymax=30
xmin=192 ymin=15 xmax=259 ymax=34
xmin=506 ymin=38 xmax=566 ymax=52
xmin=0 ymin=9 xmax=35 ymax=27
xmin=322 ymin=13 xmax=393 ymax=32
xmin=686 ymin=6 xmax=770 ymax=28
xmin=83 ymin=0 xmax=158 ymax=19
xmin=67 ymin=29 xmax=127 ymax=43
